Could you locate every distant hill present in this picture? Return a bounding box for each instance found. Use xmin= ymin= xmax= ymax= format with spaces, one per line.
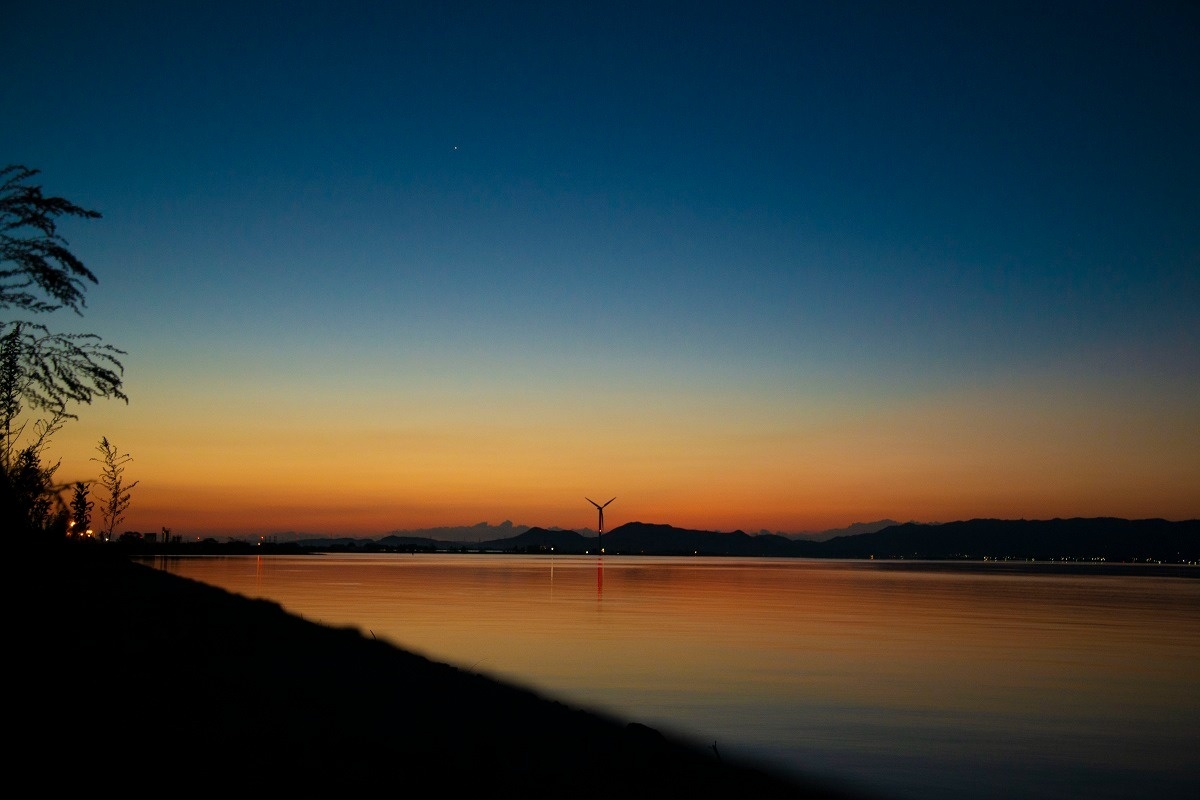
xmin=783 ymin=520 xmax=904 ymax=541
xmin=602 ymin=523 xmax=822 ymax=557
xmin=377 ymin=534 xmax=444 ymax=551
xmin=474 ymin=527 xmax=593 ymax=552
xmin=816 ymin=517 xmax=1199 ymax=561
xmin=381 ymin=521 xmax=537 ymax=544
xmin=195 ymin=518 xmax=1200 ymax=563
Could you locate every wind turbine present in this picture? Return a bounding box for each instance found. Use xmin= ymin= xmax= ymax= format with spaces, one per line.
xmin=586 ymin=497 xmax=616 ymax=552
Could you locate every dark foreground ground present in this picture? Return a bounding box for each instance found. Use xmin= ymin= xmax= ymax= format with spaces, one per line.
xmin=24 ymin=546 xmax=876 ymax=798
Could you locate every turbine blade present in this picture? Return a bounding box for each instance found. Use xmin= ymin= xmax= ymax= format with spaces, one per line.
xmin=604 ymin=497 xmax=615 ymax=506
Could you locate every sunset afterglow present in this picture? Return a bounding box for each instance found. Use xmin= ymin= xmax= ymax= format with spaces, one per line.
xmin=4 ymin=2 xmax=1197 ymax=539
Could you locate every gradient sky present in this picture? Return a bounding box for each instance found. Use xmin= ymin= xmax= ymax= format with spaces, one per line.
xmin=3 ymin=1 xmax=1197 ymax=538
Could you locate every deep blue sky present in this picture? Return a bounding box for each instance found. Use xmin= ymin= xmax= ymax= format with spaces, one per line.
xmin=3 ymin=1 xmax=1198 ymax=536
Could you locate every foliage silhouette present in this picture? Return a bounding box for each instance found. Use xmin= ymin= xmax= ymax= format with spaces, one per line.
xmin=1 ymin=166 xmax=127 ymax=432
xmin=70 ymin=480 xmax=93 ymax=537
xmin=1 ymin=165 xmax=127 ymax=539
xmin=2 ymin=164 xmax=101 ymax=315
xmin=0 ymin=321 xmax=125 ymax=434
xmin=93 ymin=436 xmax=138 ymax=541
xmin=0 ymin=413 xmax=67 ymax=537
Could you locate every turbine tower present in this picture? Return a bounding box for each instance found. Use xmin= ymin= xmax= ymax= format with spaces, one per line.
xmin=586 ymin=496 xmax=616 ymax=552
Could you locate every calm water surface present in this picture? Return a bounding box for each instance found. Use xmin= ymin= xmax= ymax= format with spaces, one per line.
xmin=148 ymin=555 xmax=1200 ymax=800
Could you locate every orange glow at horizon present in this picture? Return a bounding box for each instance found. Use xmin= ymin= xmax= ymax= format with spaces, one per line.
xmin=31 ymin=362 xmax=1200 ymax=539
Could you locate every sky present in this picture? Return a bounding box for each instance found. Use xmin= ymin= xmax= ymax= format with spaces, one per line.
xmin=3 ymin=1 xmax=1198 ymax=538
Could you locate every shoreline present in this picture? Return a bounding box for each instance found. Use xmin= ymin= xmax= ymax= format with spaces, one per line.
xmin=26 ymin=546 xmax=873 ymax=797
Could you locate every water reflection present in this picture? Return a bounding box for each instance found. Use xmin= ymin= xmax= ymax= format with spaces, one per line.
xmin=148 ymin=555 xmax=1200 ymax=800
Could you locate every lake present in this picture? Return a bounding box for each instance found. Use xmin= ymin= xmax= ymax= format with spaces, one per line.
xmin=145 ymin=554 xmax=1200 ymax=800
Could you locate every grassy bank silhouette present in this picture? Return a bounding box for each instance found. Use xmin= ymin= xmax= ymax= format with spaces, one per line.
xmin=26 ymin=545 xmax=874 ymax=798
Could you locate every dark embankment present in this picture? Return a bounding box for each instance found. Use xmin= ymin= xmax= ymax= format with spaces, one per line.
xmin=25 ymin=546 xmax=873 ymax=798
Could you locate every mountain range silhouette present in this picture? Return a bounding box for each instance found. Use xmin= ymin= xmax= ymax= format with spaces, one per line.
xmin=333 ymin=517 xmax=1200 ymax=562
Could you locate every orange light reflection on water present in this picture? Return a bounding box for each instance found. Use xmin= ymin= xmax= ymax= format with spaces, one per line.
xmin=148 ymin=554 xmax=1200 ymax=797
